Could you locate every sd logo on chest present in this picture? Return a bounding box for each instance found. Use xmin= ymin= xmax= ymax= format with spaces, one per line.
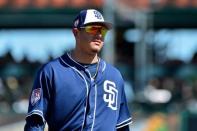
xmin=103 ymin=80 xmax=118 ymax=110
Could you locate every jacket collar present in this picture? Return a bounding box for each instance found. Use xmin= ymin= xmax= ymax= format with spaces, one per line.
xmin=60 ymin=52 xmax=106 ymax=74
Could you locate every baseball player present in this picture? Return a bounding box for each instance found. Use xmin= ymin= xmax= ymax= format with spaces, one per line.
xmin=24 ymin=9 xmax=132 ymax=131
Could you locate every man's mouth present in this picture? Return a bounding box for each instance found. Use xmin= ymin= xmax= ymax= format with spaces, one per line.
xmin=93 ymin=39 xmax=102 ymax=43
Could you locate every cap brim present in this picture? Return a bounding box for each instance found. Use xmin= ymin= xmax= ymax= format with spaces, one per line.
xmin=84 ymin=22 xmax=113 ymax=30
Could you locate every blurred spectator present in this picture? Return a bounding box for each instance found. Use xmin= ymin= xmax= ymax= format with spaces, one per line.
xmin=148 ymin=78 xmax=160 ymax=89
xmin=32 ymin=0 xmax=49 ymax=8
xmin=135 ymin=0 xmax=149 ymax=9
xmin=5 ymin=76 xmax=21 ymax=104
xmin=164 ymin=59 xmax=185 ymax=69
xmin=192 ymin=79 xmax=197 ymax=99
xmin=161 ymin=77 xmax=182 ymax=103
xmin=143 ymin=78 xmax=172 ymax=104
xmin=157 ymin=0 xmax=169 ymax=8
xmin=0 ymin=0 xmax=8 ymax=8
xmin=0 ymin=78 xmax=5 ymax=97
xmin=191 ymin=52 xmax=197 ymax=65
xmin=161 ymin=77 xmax=175 ymax=91
xmin=12 ymin=98 xmax=28 ymax=114
xmin=181 ymin=82 xmax=193 ymax=103
xmin=185 ymin=79 xmax=197 ymax=113
xmin=191 ymin=0 xmax=197 ymax=7
xmin=175 ymin=0 xmax=190 ymax=8
xmin=11 ymin=0 xmax=30 ymax=9
xmin=143 ymin=112 xmax=168 ymax=131
xmin=0 ymin=78 xmax=6 ymax=113
xmin=50 ymin=0 xmax=68 ymax=8
xmin=70 ymin=0 xmax=87 ymax=7
xmin=167 ymin=112 xmax=180 ymax=131
xmin=89 ymin=0 xmax=103 ymax=7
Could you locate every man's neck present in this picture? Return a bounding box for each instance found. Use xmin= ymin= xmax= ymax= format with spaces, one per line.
xmin=70 ymin=50 xmax=99 ymax=64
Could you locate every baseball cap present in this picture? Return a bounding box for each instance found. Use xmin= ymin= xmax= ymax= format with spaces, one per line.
xmin=73 ymin=9 xmax=113 ymax=29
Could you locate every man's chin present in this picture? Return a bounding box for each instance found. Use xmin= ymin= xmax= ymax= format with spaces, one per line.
xmin=91 ymin=48 xmax=100 ymax=54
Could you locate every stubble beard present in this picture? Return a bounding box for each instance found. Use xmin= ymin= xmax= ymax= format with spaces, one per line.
xmin=89 ymin=48 xmax=101 ymax=55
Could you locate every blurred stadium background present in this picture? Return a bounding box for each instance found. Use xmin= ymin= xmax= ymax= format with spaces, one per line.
xmin=1 ymin=0 xmax=197 ymax=131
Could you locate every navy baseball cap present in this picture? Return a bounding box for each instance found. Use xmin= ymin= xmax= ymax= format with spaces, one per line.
xmin=73 ymin=9 xmax=113 ymax=29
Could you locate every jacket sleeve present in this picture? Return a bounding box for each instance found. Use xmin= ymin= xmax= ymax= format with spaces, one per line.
xmin=24 ymin=114 xmax=45 ymax=131
xmin=117 ymin=125 xmax=130 ymax=131
xmin=24 ymin=66 xmax=51 ymax=131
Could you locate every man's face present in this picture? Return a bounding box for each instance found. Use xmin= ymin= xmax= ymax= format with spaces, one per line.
xmin=74 ymin=24 xmax=108 ymax=55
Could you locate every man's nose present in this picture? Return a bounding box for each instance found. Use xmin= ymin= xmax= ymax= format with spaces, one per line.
xmin=96 ymin=30 xmax=102 ymax=37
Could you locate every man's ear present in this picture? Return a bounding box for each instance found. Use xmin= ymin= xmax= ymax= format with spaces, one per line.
xmin=72 ymin=28 xmax=79 ymax=37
